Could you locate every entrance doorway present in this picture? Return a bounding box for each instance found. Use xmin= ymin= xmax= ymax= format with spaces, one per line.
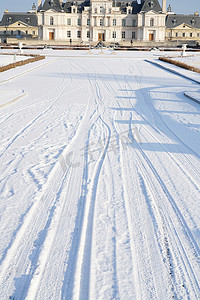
xmin=149 ymin=33 xmax=154 ymax=41
xmin=98 ymin=33 xmax=105 ymax=41
xmin=49 ymin=32 xmax=54 ymax=40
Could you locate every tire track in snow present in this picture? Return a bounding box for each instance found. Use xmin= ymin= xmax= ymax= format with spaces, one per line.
xmin=134 ymin=140 xmax=200 ymax=298
xmin=126 ymin=62 xmax=200 ymax=297
xmin=101 ymin=59 xmax=200 ymax=298
xmin=125 ymin=108 xmax=200 ymax=298
xmin=56 ymin=61 xmax=112 ymax=299
xmin=79 ymin=59 xmax=141 ymax=298
xmin=23 ymin=60 xmax=106 ymax=299
xmin=72 ymin=116 xmax=111 ymax=300
xmin=0 ymin=59 xmax=72 ymax=159
xmin=0 ymin=59 xmax=94 ymax=299
xmin=124 ymin=62 xmax=200 ymax=229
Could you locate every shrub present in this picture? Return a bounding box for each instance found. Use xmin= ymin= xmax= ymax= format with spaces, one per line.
xmin=158 ymin=57 xmax=200 ymax=74
xmin=0 ymin=55 xmax=45 ymax=73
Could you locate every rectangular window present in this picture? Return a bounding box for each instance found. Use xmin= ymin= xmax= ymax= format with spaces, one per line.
xmin=197 ymin=33 xmax=200 ymax=37
xmin=190 ymin=32 xmax=192 ymax=37
xmin=77 ymin=19 xmax=81 ymax=26
xmin=132 ymin=19 xmax=136 ymax=27
xmin=50 ymin=17 xmax=54 ymax=25
xmin=113 ymin=19 xmax=116 ymax=26
xmin=67 ymin=18 xmax=71 ymax=25
xmin=87 ymin=19 xmax=90 ymax=26
xmin=100 ymin=6 xmax=104 ymax=13
xmin=132 ymin=31 xmax=136 ymax=39
xmin=77 ymin=31 xmax=81 ymax=38
xmin=183 ymin=33 xmax=185 ymax=37
xmin=26 ymin=30 xmax=28 ymax=35
xmin=100 ymin=19 xmax=104 ymax=26
xmin=176 ymin=32 xmax=178 ymax=37
xmin=11 ymin=30 xmax=13 ymax=35
xmin=33 ymin=31 xmax=35 ymax=35
xmin=112 ymin=31 xmax=116 ymax=38
xmin=87 ymin=31 xmax=90 ymax=38
xmin=122 ymin=31 xmax=125 ymax=39
xmin=122 ymin=19 xmax=126 ymax=27
xmin=67 ymin=31 xmax=71 ymax=38
xmin=150 ymin=18 xmax=154 ymax=26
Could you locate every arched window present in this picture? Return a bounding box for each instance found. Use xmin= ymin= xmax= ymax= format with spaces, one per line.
xmin=150 ymin=18 xmax=154 ymax=26
xmin=50 ymin=16 xmax=54 ymax=25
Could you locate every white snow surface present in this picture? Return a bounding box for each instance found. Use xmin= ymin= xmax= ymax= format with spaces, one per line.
xmin=0 ymin=54 xmax=31 ymax=67
xmin=172 ymin=54 xmax=200 ymax=69
xmin=0 ymin=49 xmax=200 ymax=300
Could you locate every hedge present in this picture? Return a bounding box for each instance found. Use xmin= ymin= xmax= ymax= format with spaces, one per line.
xmin=0 ymin=55 xmax=45 ymax=73
xmin=158 ymin=56 xmax=200 ymax=74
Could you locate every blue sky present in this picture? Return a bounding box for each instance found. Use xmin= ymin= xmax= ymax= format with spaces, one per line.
xmin=0 ymin=0 xmax=199 ymax=18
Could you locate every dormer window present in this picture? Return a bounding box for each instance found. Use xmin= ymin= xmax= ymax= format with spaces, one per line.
xmin=48 ymin=0 xmax=54 ymax=7
xmin=148 ymin=1 xmax=154 ymax=8
xmin=7 ymin=17 xmax=12 ymax=23
xmin=26 ymin=17 xmax=31 ymax=23
xmin=191 ymin=19 xmax=195 ymax=25
xmin=172 ymin=18 xmax=176 ymax=24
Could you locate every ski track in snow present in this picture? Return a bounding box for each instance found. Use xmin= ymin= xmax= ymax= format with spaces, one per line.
xmin=0 ymin=51 xmax=200 ymax=300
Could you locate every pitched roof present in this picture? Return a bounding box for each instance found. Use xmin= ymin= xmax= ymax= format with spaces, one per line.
xmin=41 ymin=0 xmax=63 ymax=12
xmin=113 ymin=1 xmax=142 ymax=14
xmin=0 ymin=12 xmax=38 ymax=27
xmin=63 ymin=0 xmax=90 ymax=13
xmin=166 ymin=14 xmax=200 ymax=29
xmin=140 ymin=0 xmax=162 ymax=13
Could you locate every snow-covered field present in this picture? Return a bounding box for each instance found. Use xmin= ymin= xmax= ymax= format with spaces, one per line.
xmin=0 ymin=54 xmax=31 ymax=67
xmin=0 ymin=49 xmax=200 ymax=299
xmin=172 ymin=54 xmax=200 ymax=69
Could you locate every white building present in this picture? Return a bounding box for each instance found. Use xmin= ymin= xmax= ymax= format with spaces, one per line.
xmin=37 ymin=0 xmax=167 ymax=43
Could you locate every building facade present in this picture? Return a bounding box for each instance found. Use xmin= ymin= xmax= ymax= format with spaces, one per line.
xmin=166 ymin=7 xmax=200 ymax=45
xmin=37 ymin=0 xmax=166 ymax=43
xmin=0 ymin=4 xmax=38 ymax=43
xmin=0 ymin=0 xmax=200 ymax=45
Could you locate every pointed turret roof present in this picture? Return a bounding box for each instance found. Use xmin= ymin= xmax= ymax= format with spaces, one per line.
xmin=140 ymin=0 xmax=162 ymax=13
xmin=41 ymin=0 xmax=63 ymax=12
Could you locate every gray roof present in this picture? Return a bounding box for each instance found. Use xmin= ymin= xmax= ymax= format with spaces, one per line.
xmin=0 ymin=12 xmax=38 ymax=27
xmin=41 ymin=0 xmax=63 ymax=12
xmin=140 ymin=0 xmax=162 ymax=13
xmin=63 ymin=0 xmax=90 ymax=13
xmin=166 ymin=14 xmax=200 ymax=29
xmin=113 ymin=1 xmax=142 ymax=14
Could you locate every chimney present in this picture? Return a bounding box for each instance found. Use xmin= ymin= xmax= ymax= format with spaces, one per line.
xmin=38 ymin=0 xmax=42 ymax=9
xmin=162 ymin=0 xmax=166 ymax=13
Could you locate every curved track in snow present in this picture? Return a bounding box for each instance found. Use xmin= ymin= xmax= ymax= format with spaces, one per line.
xmin=0 ymin=52 xmax=199 ymax=300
